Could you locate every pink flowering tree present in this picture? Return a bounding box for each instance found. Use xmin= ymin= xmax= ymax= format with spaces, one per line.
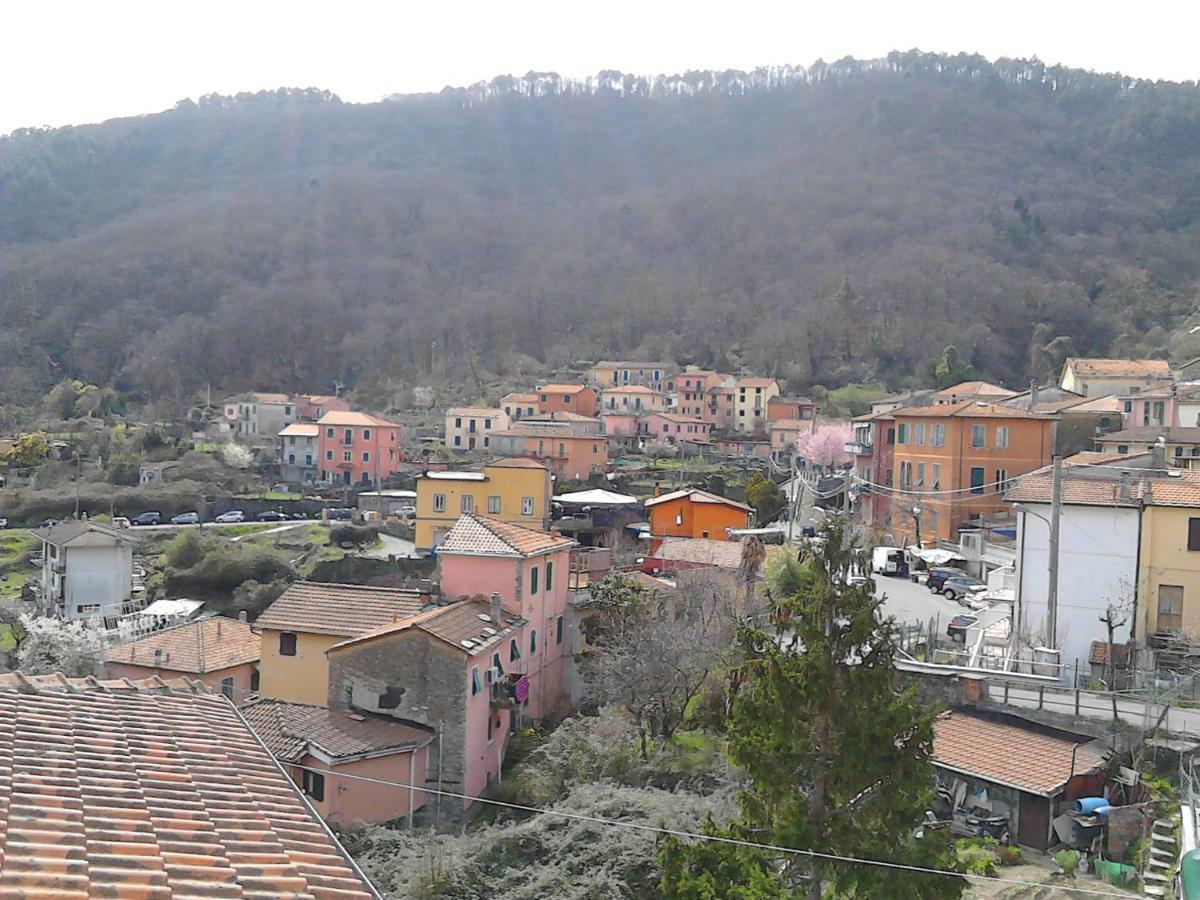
xmin=791 ymin=422 xmax=853 ymax=469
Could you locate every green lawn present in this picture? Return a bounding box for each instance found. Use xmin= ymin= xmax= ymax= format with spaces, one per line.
xmin=220 ymin=523 xmax=275 ymax=538
xmin=0 ymin=531 xmax=37 ymax=599
xmin=233 ymin=491 xmax=297 ymax=501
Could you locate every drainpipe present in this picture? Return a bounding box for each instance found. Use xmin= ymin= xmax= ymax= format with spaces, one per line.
xmin=435 ymin=719 xmax=444 ymax=827
xmin=408 ymin=748 xmax=416 ymax=829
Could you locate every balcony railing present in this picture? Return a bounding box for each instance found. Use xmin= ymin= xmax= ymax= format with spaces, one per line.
xmin=844 ymin=441 xmax=873 ymax=455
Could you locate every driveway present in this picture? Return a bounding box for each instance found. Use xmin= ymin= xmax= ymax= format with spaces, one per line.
xmin=361 ymin=533 xmax=418 ymax=560
xmin=874 ymin=573 xmax=963 ymax=627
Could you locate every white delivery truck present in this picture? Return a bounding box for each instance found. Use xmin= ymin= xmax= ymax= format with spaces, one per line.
xmin=871 ymin=546 xmax=904 ymax=576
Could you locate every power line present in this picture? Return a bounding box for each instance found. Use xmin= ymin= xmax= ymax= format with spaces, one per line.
xmin=288 ymin=763 xmax=1132 ymax=897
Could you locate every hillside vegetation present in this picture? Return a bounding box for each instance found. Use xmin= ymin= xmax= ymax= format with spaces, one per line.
xmin=2 ymin=51 xmax=1200 ymax=406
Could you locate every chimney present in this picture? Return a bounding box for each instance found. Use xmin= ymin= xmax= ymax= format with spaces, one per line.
xmin=490 ymin=592 xmax=503 ymax=626
xmin=238 ymin=610 xmax=248 ymax=622
xmin=654 ymin=481 xmax=662 ymax=498
xmin=418 ymin=578 xmax=435 ymax=607
xmin=154 ymin=648 xmax=163 ymax=666
xmin=1029 ymin=379 xmax=1039 ymax=410
xmin=1152 ymin=436 xmax=1167 ymax=470
xmin=216 ymin=620 xmax=222 ymax=636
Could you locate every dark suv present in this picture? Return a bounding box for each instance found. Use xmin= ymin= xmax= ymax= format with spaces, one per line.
xmin=131 ymin=511 xmax=162 ymax=526
xmin=925 ymin=567 xmax=965 ymax=592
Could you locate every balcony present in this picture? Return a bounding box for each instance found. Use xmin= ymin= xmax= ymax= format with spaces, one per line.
xmin=844 ymin=441 xmax=873 ymax=455
xmin=490 ymin=677 xmax=526 ymax=709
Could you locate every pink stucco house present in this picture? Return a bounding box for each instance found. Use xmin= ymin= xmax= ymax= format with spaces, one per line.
xmin=703 ymin=384 xmax=737 ymax=430
xmin=317 ymin=410 xmax=403 ymax=486
xmin=323 ymin=515 xmax=576 ymax=817
xmin=642 ymin=412 xmax=713 ymax=445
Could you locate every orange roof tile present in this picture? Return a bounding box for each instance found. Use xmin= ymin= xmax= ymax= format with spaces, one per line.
xmin=436 ymin=514 xmax=575 ymax=557
xmin=1097 ymin=426 xmax=1200 ymax=443
xmin=537 ymin=383 xmax=589 ymax=394
xmin=602 ymin=385 xmax=660 ymax=394
xmin=654 ymin=538 xmax=744 ymax=568
xmin=500 ymin=392 xmax=540 ymax=403
xmin=891 ymin=400 xmax=1052 ymax=420
xmin=329 ymin=597 xmax=525 ymax=657
xmin=0 ymin=672 xmax=377 ymax=897
xmin=1064 ymin=358 xmax=1172 ymax=378
xmin=1005 ymin=472 xmax=1144 ymax=507
xmin=255 ymin=582 xmax=428 ymax=637
xmin=735 ymin=377 xmax=778 ymax=388
xmin=446 ymin=406 xmax=504 ymax=416
xmin=932 ymin=380 xmax=1017 ymax=398
xmin=104 ymin=617 xmax=259 ymax=674
xmin=932 ymin=709 xmax=1108 ymax=796
xmin=486 ymin=457 xmax=548 ymax=469
xmin=644 ymin=488 xmax=753 ymax=513
xmin=242 ymin=699 xmax=432 ymax=762
xmin=317 ymin=411 xmax=399 ymax=427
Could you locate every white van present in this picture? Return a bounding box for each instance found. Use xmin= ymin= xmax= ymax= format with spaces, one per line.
xmin=872 ymin=546 xmax=904 ymax=576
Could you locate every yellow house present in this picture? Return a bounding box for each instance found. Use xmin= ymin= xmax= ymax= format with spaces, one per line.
xmin=1138 ymin=474 xmax=1200 ymax=639
xmin=254 ymin=582 xmax=428 ymax=706
xmin=734 ymin=378 xmax=780 ymax=432
xmin=587 ymin=361 xmax=673 ymax=391
xmin=415 ymin=458 xmax=552 ymax=553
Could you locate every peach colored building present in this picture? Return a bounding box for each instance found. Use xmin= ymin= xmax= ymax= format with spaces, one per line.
xmin=295 ymin=393 xmax=351 ymax=420
xmin=645 ymin=488 xmax=753 ymax=543
xmin=734 ymin=377 xmax=780 ymax=432
xmin=445 ymin=407 xmax=510 ymax=452
xmin=602 ymin=413 xmax=640 ymax=436
xmin=103 ymin=617 xmax=260 ymax=703
xmin=536 ymin=384 xmax=599 ymax=417
xmin=501 ymin=392 xmax=541 ymax=421
xmin=703 ymin=383 xmax=737 ymax=430
xmin=767 ymin=396 xmax=816 ymax=422
xmin=642 ymin=412 xmax=713 ymax=445
xmin=600 ymin=385 xmax=668 ymax=414
xmin=669 ymin=370 xmax=726 ymax=418
xmin=317 ymin=410 xmax=403 ymax=486
xmin=489 ymin=426 xmax=609 ymax=481
xmin=241 ymin=699 xmax=433 ymax=828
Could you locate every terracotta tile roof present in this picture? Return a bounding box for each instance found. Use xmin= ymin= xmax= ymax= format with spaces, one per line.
xmin=891 ymin=400 xmax=1053 ymax=420
xmin=1065 ymin=395 xmax=1125 ymax=413
xmin=33 ymin=520 xmax=140 ymax=546
xmin=255 ymin=582 xmax=428 ymax=637
xmin=537 ymin=383 xmax=589 ymax=394
xmin=654 ymin=538 xmax=744 ymax=569
xmin=1144 ymin=472 xmax=1200 ymax=507
xmin=1097 ymin=426 xmax=1200 ymax=443
xmin=644 ymin=488 xmax=753 ymax=513
xmin=735 ymin=377 xmax=778 ymax=388
xmin=932 ymin=709 xmax=1108 ymax=796
xmin=492 ymin=426 xmax=598 ymax=439
xmin=0 ymin=672 xmax=377 ymax=898
xmin=446 ymin=406 xmax=503 ymax=416
xmin=436 ymin=514 xmax=575 ymax=557
xmin=1064 ymin=358 xmax=1172 ymax=378
xmin=330 ymin=598 xmax=525 ymax=657
xmin=486 ymin=458 xmax=548 ymax=470
xmin=241 ymin=700 xmax=432 ymax=762
xmin=279 ymin=422 xmax=320 ymax=437
xmin=602 ymin=385 xmax=660 ymax=394
xmin=317 ymin=411 xmax=399 ymax=427
xmin=526 ymin=411 xmax=597 ymax=422
xmin=932 ymin=381 xmax=1017 ymax=398
xmin=595 ymin=360 xmax=671 ymax=369
xmin=249 ymin=391 xmax=292 ymax=404
xmin=104 ymin=617 xmax=260 ymax=674
xmin=1004 ymin=472 xmax=1145 ymax=507
xmin=653 ymin=412 xmax=710 ymax=425
xmin=500 ymin=392 xmax=539 ymax=403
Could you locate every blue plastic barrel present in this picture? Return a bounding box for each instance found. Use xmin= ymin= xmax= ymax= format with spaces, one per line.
xmin=1074 ymin=797 xmax=1108 ymax=815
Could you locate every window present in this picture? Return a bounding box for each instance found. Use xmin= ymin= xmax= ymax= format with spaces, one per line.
xmin=288 ymin=454 xmax=295 ymax=465
xmin=530 ymin=566 xmax=539 ymax=594
xmin=896 ymin=423 xmax=908 ymax=444
xmin=530 ymin=629 xmax=538 ymax=654
xmin=929 ymin=510 xmax=939 ymax=534
xmin=969 ymin=467 xmax=985 ymax=494
xmin=558 ymin=443 xmax=566 ymax=458
xmin=899 ymin=461 xmax=912 ymax=489
xmin=932 ymin=424 xmax=945 ymax=447
xmin=250 ymin=669 xmax=260 ymax=693
xmin=540 ymin=394 xmax=548 ymax=403
xmin=996 ymin=469 xmax=1010 ymax=492
xmin=1117 ymin=445 xmax=1129 ymax=454
xmin=521 ymin=497 xmax=535 ymax=516
xmin=325 ymin=450 xmax=333 ymax=460
xmin=487 ymin=714 xmax=494 ymax=742
xmin=556 ymin=616 xmax=564 ymax=645
xmin=971 ymin=425 xmax=986 ymax=449
xmin=302 ymin=769 xmax=325 ymax=802
xmin=362 ymin=429 xmax=371 ymax=440
xmin=914 ymin=423 xmax=926 ymax=446
xmin=1188 ymin=518 xmax=1200 ymax=551
xmin=488 ymin=495 xmax=502 ymax=514
xmin=1159 ymin=584 xmax=1184 ymax=631
xmin=545 ymin=560 xmax=553 ymax=590
xmin=509 ymin=639 xmax=521 ymax=662
xmin=433 ymin=493 xmax=446 ymax=513
xmin=279 ymin=632 xmax=297 ymax=656
xmin=1178 ymin=446 xmax=1186 ymax=458
xmin=461 ymin=495 xmax=474 ymax=514
xmin=220 ymin=677 xmax=235 ymax=699
xmin=453 ymin=435 xmax=461 ymax=446
xmin=455 ymin=417 xmax=462 ymax=428
xmin=362 ymin=452 xmax=370 ymax=462
xmin=932 ymin=463 xmax=942 ymax=491
xmin=485 ymin=419 xmax=492 ymax=429
xmin=916 ymin=462 xmax=925 ymax=488
xmin=1123 ymin=400 xmax=1132 ymax=413
xmin=305 ymin=454 xmax=312 ymax=465
xmin=996 ymin=426 xmax=1010 ymax=450
xmin=471 ymin=666 xmax=482 ymax=696
xmin=886 ymin=427 xmax=895 ymax=445
xmin=343 ymin=428 xmax=353 ymax=444
xmin=326 ymin=427 xmax=334 ymax=438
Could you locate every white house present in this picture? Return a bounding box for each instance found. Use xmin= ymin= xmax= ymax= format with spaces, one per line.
xmin=1007 ymin=470 xmax=1142 ymax=680
xmin=33 ymin=521 xmax=139 ymax=627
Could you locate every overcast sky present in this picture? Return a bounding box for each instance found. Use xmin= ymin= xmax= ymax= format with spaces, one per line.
xmin=3 ymin=0 xmax=1197 ymax=136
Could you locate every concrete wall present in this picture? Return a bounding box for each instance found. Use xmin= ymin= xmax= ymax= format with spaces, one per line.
xmin=258 ymin=629 xmax=340 ymax=706
xmin=288 ymin=745 xmax=429 ymax=828
xmin=63 ymin=543 xmax=133 ymax=621
xmin=106 ymin=660 xmax=259 ymax=703
xmin=1016 ymin=502 xmax=1140 ymax=675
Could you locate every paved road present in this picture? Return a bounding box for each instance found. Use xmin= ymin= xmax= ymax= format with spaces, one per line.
xmin=996 ymin=682 xmax=1200 ymax=737
xmin=361 ymin=534 xmax=418 ymax=559
xmin=874 ymin=572 xmax=963 ymax=628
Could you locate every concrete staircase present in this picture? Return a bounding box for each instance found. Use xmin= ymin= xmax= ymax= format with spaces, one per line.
xmin=1143 ymin=816 xmax=1179 ymax=897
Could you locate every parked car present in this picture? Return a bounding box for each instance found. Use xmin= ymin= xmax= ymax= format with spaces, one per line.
xmin=925 ymin=567 xmax=967 ymax=593
xmin=947 ymin=613 xmax=978 ymax=642
xmin=131 ymin=512 xmax=162 ymax=526
xmin=37 ymin=518 xmax=61 ymax=529
xmin=397 ymin=505 xmax=417 ymax=519
xmin=941 ymin=574 xmax=987 ymax=603
xmin=170 ymin=512 xmax=200 ymax=525
xmin=214 ymin=510 xmax=245 ymax=524
xmin=111 ymin=516 xmax=131 ymax=529
xmin=256 ymin=510 xmax=288 ymax=522
xmin=290 ymin=512 xmax=308 ymax=520
xmin=0 ymin=517 xmax=8 ymax=529
xmin=327 ymin=507 xmax=354 ymax=520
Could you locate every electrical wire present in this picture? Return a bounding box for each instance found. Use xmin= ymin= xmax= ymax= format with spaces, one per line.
xmin=287 ymin=763 xmax=1133 ymax=897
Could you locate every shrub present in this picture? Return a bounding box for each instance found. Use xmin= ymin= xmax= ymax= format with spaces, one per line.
xmin=956 ymin=843 xmax=997 ymax=877
xmin=164 ymin=529 xmax=211 ymax=569
xmin=1055 ymin=849 xmax=1081 ymax=877
xmin=329 ymin=523 xmax=378 ymax=546
xmin=996 ymin=845 xmax=1023 ymax=866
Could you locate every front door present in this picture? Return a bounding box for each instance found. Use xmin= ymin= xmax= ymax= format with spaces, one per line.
xmin=343 ymin=470 xmax=351 ymax=485
xmin=1017 ymin=793 xmax=1049 ymax=849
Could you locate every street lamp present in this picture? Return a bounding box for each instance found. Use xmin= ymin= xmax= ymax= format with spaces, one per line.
xmin=911 ymin=505 xmax=923 ymax=550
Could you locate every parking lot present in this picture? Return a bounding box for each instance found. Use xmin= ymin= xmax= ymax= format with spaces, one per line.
xmin=873 ymin=572 xmax=964 ymax=628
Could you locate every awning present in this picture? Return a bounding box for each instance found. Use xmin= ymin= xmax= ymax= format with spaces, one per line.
xmin=910 ymin=548 xmax=967 ymax=565
xmin=556 ymin=489 xmax=639 ymax=506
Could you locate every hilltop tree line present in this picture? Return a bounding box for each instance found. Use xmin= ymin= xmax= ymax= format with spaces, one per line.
xmin=2 ymin=51 xmax=1200 ymax=408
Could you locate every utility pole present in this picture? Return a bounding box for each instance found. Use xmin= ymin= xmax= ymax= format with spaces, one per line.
xmin=1047 ymin=454 xmax=1062 ymax=650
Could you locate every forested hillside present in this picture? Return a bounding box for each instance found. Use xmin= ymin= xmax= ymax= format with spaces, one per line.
xmin=2 ymin=51 xmax=1200 ymax=406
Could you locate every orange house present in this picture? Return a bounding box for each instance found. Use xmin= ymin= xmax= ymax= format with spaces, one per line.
xmin=536 ymin=384 xmax=599 ymax=418
xmin=644 ymin=488 xmax=753 ymax=544
xmin=489 ymin=427 xmax=609 ymax=481
xmin=889 ymin=401 xmax=1055 ymax=544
